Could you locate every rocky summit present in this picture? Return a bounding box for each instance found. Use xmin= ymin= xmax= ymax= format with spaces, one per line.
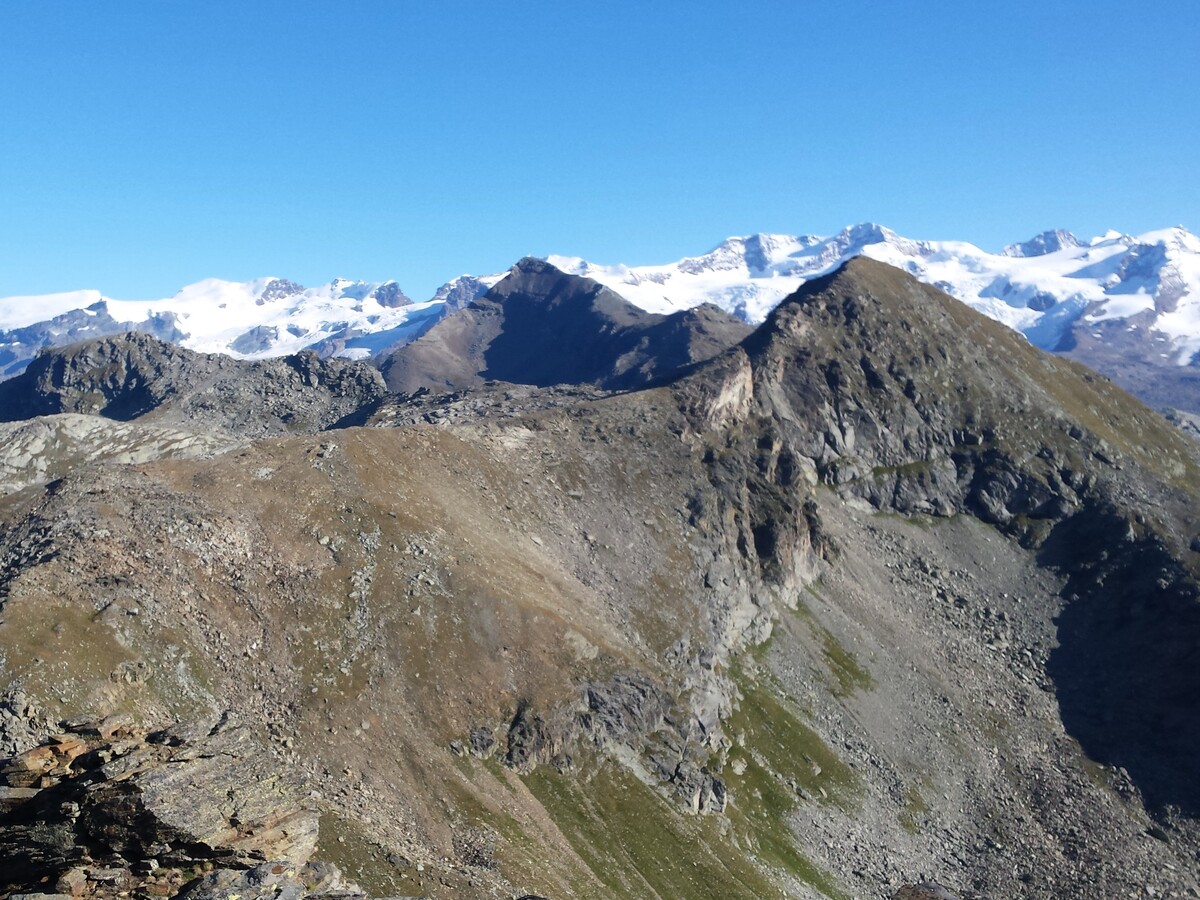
xmin=378 ymin=257 xmax=752 ymax=395
xmin=0 ymin=258 xmax=1198 ymax=900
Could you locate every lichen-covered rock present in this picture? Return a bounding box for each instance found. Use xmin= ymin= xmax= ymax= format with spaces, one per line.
xmin=0 ymin=715 xmax=318 ymax=896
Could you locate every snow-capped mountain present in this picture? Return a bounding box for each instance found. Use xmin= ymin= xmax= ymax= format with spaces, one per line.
xmin=549 ymin=224 xmax=1200 ymax=367
xmin=0 ymin=270 xmax=515 ymax=379
xmin=0 ymin=276 xmax=453 ymax=378
xmin=2 ymin=224 xmax=1198 ymax=409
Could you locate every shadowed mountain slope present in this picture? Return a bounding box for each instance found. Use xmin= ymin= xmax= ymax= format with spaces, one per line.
xmin=378 ymin=257 xmax=752 ymax=394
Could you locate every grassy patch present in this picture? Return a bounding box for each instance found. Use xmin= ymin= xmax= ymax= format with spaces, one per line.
xmin=312 ymin=812 xmax=420 ymax=897
xmin=400 ymin=754 xmax=574 ymax=898
xmin=710 ymin=667 xmax=860 ymax=898
xmin=1009 ymin=513 xmax=1055 ymax=547
xmin=525 ymin=761 xmax=840 ymax=899
xmin=899 ymin=783 xmax=930 ymax=835
xmin=0 ymin=594 xmax=218 ymax=722
xmin=818 ymin=630 xmax=873 ymax=698
xmin=727 ymin=669 xmax=859 ymax=807
xmin=790 ymin=601 xmax=874 ymax=699
xmin=480 ymin=754 xmax=518 ymax=791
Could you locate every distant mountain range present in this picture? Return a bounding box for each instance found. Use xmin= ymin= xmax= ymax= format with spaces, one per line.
xmin=3 ymin=224 xmax=1198 ymax=409
xmin=552 ymin=225 xmax=1200 ymax=351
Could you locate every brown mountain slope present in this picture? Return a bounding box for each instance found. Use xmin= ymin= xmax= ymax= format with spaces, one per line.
xmin=0 ymin=259 xmax=1197 ymax=899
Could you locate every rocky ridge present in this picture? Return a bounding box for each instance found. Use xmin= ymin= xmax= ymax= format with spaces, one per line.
xmin=0 ymin=333 xmax=387 ymax=438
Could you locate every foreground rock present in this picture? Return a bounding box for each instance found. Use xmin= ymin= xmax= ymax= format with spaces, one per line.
xmin=0 ymin=715 xmax=376 ymax=900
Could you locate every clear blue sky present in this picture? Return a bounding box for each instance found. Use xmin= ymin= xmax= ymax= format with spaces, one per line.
xmin=1 ymin=1 xmax=1197 ymax=300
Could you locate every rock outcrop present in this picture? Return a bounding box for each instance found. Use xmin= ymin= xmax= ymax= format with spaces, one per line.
xmin=0 ymin=715 xmax=339 ymax=899
xmin=0 ymin=414 xmax=241 ymax=495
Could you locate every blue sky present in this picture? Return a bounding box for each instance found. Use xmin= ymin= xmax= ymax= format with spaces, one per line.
xmin=1 ymin=1 xmax=1197 ymax=300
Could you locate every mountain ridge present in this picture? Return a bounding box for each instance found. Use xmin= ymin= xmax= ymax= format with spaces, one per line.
xmin=0 ymin=331 xmax=387 ymax=437
xmin=5 ymin=224 xmax=1199 ymax=412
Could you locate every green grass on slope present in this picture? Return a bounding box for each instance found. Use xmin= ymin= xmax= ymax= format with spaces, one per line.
xmin=726 ymin=669 xmax=859 ymax=806
xmin=314 ymin=812 xmax=426 ymax=897
xmin=718 ymin=668 xmax=858 ymax=899
xmin=792 ymin=598 xmax=875 ymax=699
xmin=519 ymin=663 xmax=857 ymax=899
xmin=525 ymin=763 xmax=804 ymax=899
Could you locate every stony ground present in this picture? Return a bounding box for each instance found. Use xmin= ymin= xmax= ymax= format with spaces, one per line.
xmin=1 ymin=260 xmax=1199 ymax=899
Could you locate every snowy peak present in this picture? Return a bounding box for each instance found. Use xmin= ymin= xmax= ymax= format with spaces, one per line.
xmin=259 ymin=278 xmax=306 ymax=302
xmin=430 ymin=273 xmax=504 ymax=311
xmin=1139 ymin=226 xmax=1200 ymax=254
xmin=369 ymin=281 xmax=412 ymax=308
xmin=830 ymin=222 xmax=896 ymax=254
xmin=1001 ymin=229 xmax=1082 ymax=258
xmin=677 ymin=233 xmax=818 ymax=277
xmin=0 ymin=275 xmax=445 ymax=378
xmin=550 ymin=223 xmax=1200 ymax=374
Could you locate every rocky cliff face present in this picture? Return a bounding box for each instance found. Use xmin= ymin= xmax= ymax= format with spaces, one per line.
xmin=0 ymin=259 xmax=1197 ymax=899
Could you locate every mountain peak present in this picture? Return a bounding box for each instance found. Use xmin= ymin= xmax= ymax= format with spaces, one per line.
xmin=379 ymin=260 xmax=749 ymax=394
xmin=1001 ymin=229 xmax=1082 ymax=258
xmin=1138 ymin=225 xmax=1200 ymax=254
xmin=512 ymin=256 xmax=559 ymax=276
xmin=431 ymin=274 xmax=499 ymax=311
xmin=836 ymin=222 xmax=895 ymax=245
